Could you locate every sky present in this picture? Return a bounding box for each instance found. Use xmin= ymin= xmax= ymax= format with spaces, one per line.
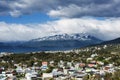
xmin=0 ymin=0 xmax=120 ymax=42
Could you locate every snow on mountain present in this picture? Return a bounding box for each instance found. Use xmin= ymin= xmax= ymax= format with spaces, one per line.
xmin=0 ymin=33 xmax=103 ymax=52
xmin=31 ymin=33 xmax=97 ymax=41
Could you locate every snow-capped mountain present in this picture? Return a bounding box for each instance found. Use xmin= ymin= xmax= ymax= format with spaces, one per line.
xmin=0 ymin=33 xmax=103 ymax=53
xmin=22 ymin=33 xmax=102 ymax=51
xmin=31 ymin=33 xmax=99 ymax=41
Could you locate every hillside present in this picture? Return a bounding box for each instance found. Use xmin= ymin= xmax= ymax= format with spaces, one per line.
xmin=0 ymin=33 xmax=102 ymax=53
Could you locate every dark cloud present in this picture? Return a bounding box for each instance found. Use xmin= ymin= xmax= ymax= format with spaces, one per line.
xmin=0 ymin=0 xmax=119 ymax=17
xmin=59 ymin=0 xmax=111 ymax=6
xmin=0 ymin=1 xmax=11 ymax=15
xmin=48 ymin=0 xmax=119 ymax=18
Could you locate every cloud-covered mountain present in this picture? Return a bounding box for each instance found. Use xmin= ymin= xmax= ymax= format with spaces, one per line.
xmin=31 ymin=33 xmax=99 ymax=41
xmin=0 ymin=33 xmax=102 ymax=53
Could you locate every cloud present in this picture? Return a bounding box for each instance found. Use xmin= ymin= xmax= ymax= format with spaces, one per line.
xmin=0 ymin=0 xmax=120 ymax=17
xmin=0 ymin=1 xmax=11 ymax=15
xmin=1 ymin=0 xmax=58 ymax=17
xmin=0 ymin=18 xmax=120 ymax=41
xmin=0 ymin=22 xmax=41 ymax=41
xmin=48 ymin=0 xmax=120 ymax=18
xmin=1 ymin=0 xmax=120 ymax=42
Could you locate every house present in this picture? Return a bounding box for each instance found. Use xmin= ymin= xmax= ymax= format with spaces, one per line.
xmin=87 ymin=58 xmax=93 ymax=61
xmin=49 ymin=61 xmax=54 ymax=66
xmin=6 ymin=72 xmax=13 ymax=77
xmin=0 ymin=74 xmax=7 ymax=80
xmin=97 ymin=61 xmax=104 ymax=66
xmin=88 ymin=64 xmax=96 ymax=68
xmin=91 ymin=53 xmax=98 ymax=58
xmin=74 ymin=72 xmax=87 ymax=80
xmin=68 ymin=69 xmax=75 ymax=75
xmin=6 ymin=76 xmax=17 ymax=80
xmin=111 ymin=52 xmax=117 ymax=55
xmin=16 ymin=66 xmax=24 ymax=74
xmin=104 ymin=64 xmax=114 ymax=71
xmin=25 ymin=71 xmax=38 ymax=80
xmin=103 ymin=45 xmax=107 ymax=49
xmin=79 ymin=63 xmax=86 ymax=67
xmin=0 ymin=67 xmax=4 ymax=74
xmin=58 ymin=74 xmax=69 ymax=80
xmin=63 ymin=69 xmax=68 ymax=75
xmin=42 ymin=73 xmax=53 ymax=80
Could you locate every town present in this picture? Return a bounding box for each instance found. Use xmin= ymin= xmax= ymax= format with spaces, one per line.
xmin=0 ymin=44 xmax=120 ymax=80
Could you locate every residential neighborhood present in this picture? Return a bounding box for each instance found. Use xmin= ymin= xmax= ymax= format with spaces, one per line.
xmin=0 ymin=44 xmax=120 ymax=80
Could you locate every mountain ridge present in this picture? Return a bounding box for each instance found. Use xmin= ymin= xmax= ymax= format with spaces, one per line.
xmin=100 ymin=37 xmax=120 ymax=45
xmin=31 ymin=33 xmax=101 ymax=41
xmin=0 ymin=33 xmax=103 ymax=53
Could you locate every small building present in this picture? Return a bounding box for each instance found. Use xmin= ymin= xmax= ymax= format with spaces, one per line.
xmin=42 ymin=73 xmax=53 ymax=80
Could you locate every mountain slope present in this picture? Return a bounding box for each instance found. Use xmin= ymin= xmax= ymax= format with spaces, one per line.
xmin=31 ymin=33 xmax=101 ymax=41
xmin=101 ymin=37 xmax=120 ymax=44
xmin=23 ymin=33 xmax=102 ymax=51
xmin=0 ymin=33 xmax=103 ymax=53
